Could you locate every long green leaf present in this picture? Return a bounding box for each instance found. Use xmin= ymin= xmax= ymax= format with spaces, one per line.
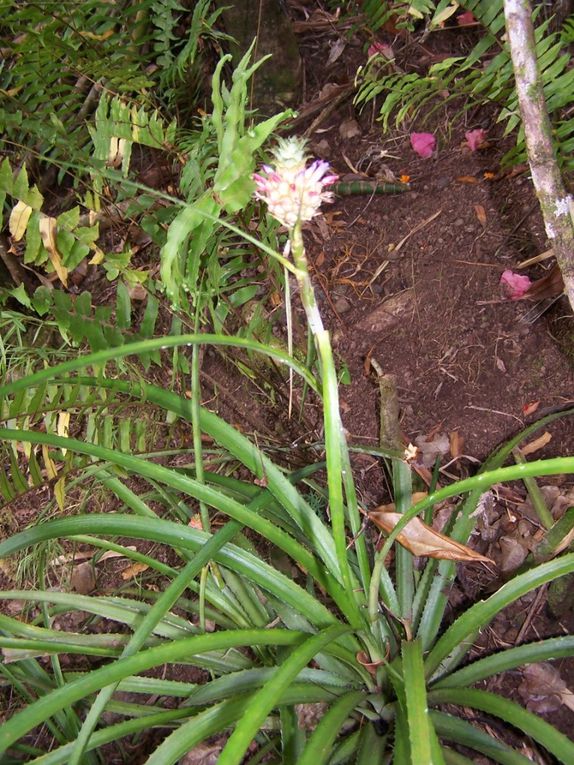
xmin=0 ymin=427 xmax=354 ymax=623
xmin=217 ymin=625 xmax=350 ymax=765
xmin=296 ymin=691 xmax=363 ymax=765
xmin=431 ymin=710 xmax=533 ymax=765
xmin=0 ymin=515 xmax=339 ymax=629
xmin=0 ymin=335 xmax=318 ymax=398
xmin=402 ymin=639 xmax=441 ymax=765
xmin=432 ymin=635 xmax=574 ymax=689
xmin=425 ymin=554 xmax=574 ymax=678
xmin=429 ymin=688 xmax=574 ymax=764
xmin=0 ymin=630 xmax=302 ymax=753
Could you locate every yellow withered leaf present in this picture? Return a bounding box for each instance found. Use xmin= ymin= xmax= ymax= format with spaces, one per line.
xmin=121 ymin=562 xmax=149 ymax=580
xmin=39 ymin=215 xmax=68 ymax=286
xmin=368 ymin=509 xmax=493 ymax=563
xmin=9 ymin=200 xmax=33 ymax=241
xmin=520 ymin=431 xmax=552 ymax=457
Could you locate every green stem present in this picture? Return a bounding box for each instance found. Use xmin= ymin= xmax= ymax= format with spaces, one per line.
xmin=289 ymin=223 xmax=364 ymax=629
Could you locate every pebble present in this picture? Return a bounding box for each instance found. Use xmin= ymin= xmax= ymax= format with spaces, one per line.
xmin=334 ymin=296 xmax=352 ymax=314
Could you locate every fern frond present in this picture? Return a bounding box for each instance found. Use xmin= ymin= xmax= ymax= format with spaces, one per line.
xmin=356 ymin=0 xmax=574 ymax=169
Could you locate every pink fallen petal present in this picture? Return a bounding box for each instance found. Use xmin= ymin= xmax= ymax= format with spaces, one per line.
xmin=500 ymin=270 xmax=533 ymax=300
xmin=410 ymin=132 xmax=436 ymax=159
xmin=368 ymin=41 xmax=394 ymax=60
xmin=465 ymin=129 xmax=488 ymax=152
xmin=457 ymin=10 xmax=476 ymax=26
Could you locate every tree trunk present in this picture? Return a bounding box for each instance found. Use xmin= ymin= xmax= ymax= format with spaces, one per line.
xmin=504 ymin=0 xmax=574 ymax=312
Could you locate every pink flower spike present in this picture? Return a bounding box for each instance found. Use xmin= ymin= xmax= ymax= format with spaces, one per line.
xmin=410 ymin=132 xmax=436 ymax=159
xmin=465 ymin=128 xmax=487 ymax=152
xmin=500 ymin=270 xmax=532 ymax=300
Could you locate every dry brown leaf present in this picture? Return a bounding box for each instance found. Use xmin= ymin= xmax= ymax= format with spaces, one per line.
xmin=498 ymin=535 xmax=528 ymax=574
xmin=9 ymin=200 xmax=33 ymax=241
xmin=518 ymin=662 xmax=574 ymax=714
xmin=369 ymin=509 xmax=493 ymax=562
xmin=42 ymin=444 xmax=58 ymax=480
xmin=522 ymin=400 xmax=540 ymax=416
xmin=449 ymin=430 xmax=463 ymax=459
xmin=39 ymin=215 xmax=68 ymax=286
xmin=50 ymin=547 xmax=137 ymax=567
xmin=474 ymin=204 xmax=487 ymax=226
xmin=521 ymin=431 xmax=552 ymax=456
xmin=414 ymin=432 xmax=450 ymax=468
xmin=356 ymin=650 xmax=385 ymax=676
xmin=121 ymin=562 xmax=149 ymax=580
xmin=179 ymin=744 xmax=223 ymax=765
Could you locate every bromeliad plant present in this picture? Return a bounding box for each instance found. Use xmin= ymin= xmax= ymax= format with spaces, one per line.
xmin=1 ymin=140 xmax=574 ymax=764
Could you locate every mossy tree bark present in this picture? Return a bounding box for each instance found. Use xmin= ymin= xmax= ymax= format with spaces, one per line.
xmin=504 ymin=0 xmax=574 ymax=312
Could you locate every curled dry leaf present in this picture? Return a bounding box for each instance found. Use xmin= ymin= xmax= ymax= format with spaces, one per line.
xmin=369 ymin=508 xmax=494 ymax=562
xmin=520 ymin=431 xmax=552 ymax=457
xmin=474 ymin=204 xmax=487 ymax=226
xmin=498 ymin=535 xmax=529 ymax=574
xmin=179 ymin=744 xmax=223 ymax=765
xmin=356 ymin=650 xmax=385 ymax=677
xmin=71 ymin=562 xmax=96 ymax=594
xmin=414 ymin=431 xmax=450 ymax=468
xmin=522 ymin=400 xmax=540 ymax=416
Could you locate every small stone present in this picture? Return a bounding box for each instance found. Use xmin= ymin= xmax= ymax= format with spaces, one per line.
xmin=339 ymin=118 xmax=361 ymax=140
xmin=454 ymin=218 xmax=464 ymax=226
xmin=334 ymin=296 xmax=351 ymax=314
xmin=71 ymin=562 xmax=96 ymax=594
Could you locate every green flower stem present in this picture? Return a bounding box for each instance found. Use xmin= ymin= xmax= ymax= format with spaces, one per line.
xmin=290 ymin=223 xmax=364 ymax=629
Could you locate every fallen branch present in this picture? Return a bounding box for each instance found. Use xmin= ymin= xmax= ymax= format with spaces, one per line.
xmin=504 ymin=0 xmax=574 ymax=312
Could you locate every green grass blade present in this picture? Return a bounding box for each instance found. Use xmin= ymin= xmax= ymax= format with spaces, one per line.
xmin=315 ymin=330 xmax=363 ymax=628
xmin=429 ymin=688 xmax=574 ymax=764
xmin=0 ymin=335 xmax=319 ymax=398
xmin=394 ymin=460 xmax=414 ymax=621
xmin=0 ymin=427 xmax=354 ymax=621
